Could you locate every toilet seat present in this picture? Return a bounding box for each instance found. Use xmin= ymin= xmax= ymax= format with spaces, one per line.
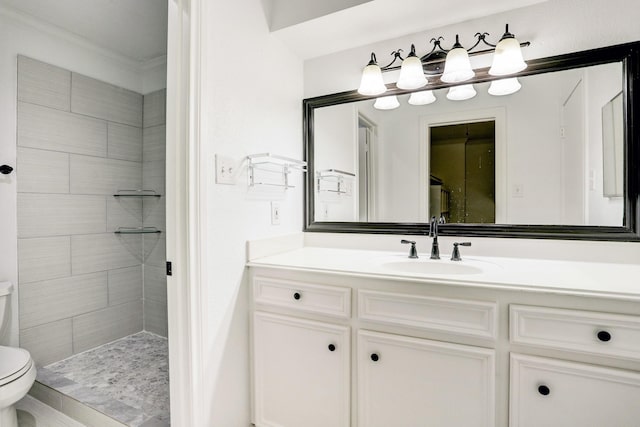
xmin=0 ymin=347 xmax=32 ymax=387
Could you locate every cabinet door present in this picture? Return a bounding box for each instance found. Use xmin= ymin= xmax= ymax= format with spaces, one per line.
xmin=510 ymin=353 xmax=640 ymax=427
xmin=358 ymin=330 xmax=495 ymax=427
xmin=253 ymin=312 xmax=350 ymax=427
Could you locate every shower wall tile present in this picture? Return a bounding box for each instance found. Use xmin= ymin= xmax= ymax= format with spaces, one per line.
xmin=144 ymin=299 xmax=167 ymax=337
xmin=142 ymin=125 xmax=166 ymax=162
xmin=108 ymin=266 xmax=143 ymax=306
xmin=17 ymin=194 xmax=106 ymax=238
xmin=143 ymin=89 xmax=166 ymax=128
xmin=19 ymin=272 xmax=108 ymax=329
xmin=143 ymin=265 xmax=166 ymax=304
xmin=143 ymin=197 xmax=165 ymax=232
xmin=107 ymin=122 xmax=143 ymax=162
xmin=107 ymin=197 xmax=143 ymax=232
xmin=142 ymin=161 xmax=165 ymax=195
xmin=71 ymin=73 xmax=143 ymax=127
xmin=17 ymin=56 xmax=71 ymax=111
xmin=72 ymin=301 xmax=143 ymax=353
xmin=17 ymin=147 xmax=69 ymax=194
xmin=18 ymin=236 xmax=71 ymax=284
xmin=70 ymin=155 xmax=141 ymax=195
xmin=144 ymin=235 xmax=166 ymax=268
xmin=17 ymin=102 xmax=107 ymax=157
xmin=72 ymin=233 xmax=142 ymax=275
xmin=20 ymin=319 xmax=73 ymax=366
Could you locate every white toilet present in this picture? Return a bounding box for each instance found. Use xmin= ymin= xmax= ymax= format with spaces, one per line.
xmin=0 ymin=281 xmax=36 ymax=427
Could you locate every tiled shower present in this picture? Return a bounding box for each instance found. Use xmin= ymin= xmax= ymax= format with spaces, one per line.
xmin=15 ymin=56 xmax=168 ymax=426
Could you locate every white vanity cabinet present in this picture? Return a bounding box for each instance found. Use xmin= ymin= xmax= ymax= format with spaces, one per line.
xmin=510 ymin=353 xmax=640 ymax=427
xmin=253 ymin=312 xmax=351 ymax=427
xmin=358 ymin=330 xmax=495 ymax=427
xmin=509 ymin=305 xmax=640 ymax=427
xmin=251 ymin=277 xmax=352 ymax=427
xmin=249 ymin=259 xmax=640 ymax=427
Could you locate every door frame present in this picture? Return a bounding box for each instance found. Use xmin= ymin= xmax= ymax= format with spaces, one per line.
xmin=166 ymin=0 xmax=206 ymax=425
xmin=419 ymin=107 xmax=507 ymax=223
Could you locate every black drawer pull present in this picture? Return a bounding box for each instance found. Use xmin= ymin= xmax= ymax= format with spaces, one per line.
xmin=328 ymin=344 xmax=336 ymax=352
xmin=293 ymin=292 xmax=301 ymax=300
xmin=370 ymin=353 xmax=379 ymax=362
xmin=538 ymin=385 xmax=550 ymax=396
xmin=597 ymin=330 xmax=612 ymax=342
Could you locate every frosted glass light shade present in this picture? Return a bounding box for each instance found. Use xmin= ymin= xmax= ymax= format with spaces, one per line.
xmin=489 ymin=37 xmax=527 ymax=76
xmin=358 ymin=63 xmax=387 ymax=96
xmin=488 ymin=77 xmax=521 ymax=96
xmin=446 ymin=84 xmax=476 ymax=101
xmin=441 ymin=47 xmax=475 ymax=83
xmin=408 ymin=90 xmax=436 ymax=105
xmin=397 ymin=56 xmax=428 ymax=90
xmin=374 ymin=95 xmax=400 ymax=110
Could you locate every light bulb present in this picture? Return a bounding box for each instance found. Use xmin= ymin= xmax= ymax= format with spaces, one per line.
xmin=374 ymin=95 xmax=400 ymax=110
xmin=358 ymin=53 xmax=387 ymax=96
xmin=446 ymin=84 xmax=476 ymax=101
xmin=441 ymin=35 xmax=475 ymax=83
xmin=488 ymin=77 xmax=521 ymax=96
xmin=397 ymin=45 xmax=428 ymax=90
xmin=408 ymin=90 xmax=436 ymax=105
xmin=489 ymin=24 xmax=527 ymax=76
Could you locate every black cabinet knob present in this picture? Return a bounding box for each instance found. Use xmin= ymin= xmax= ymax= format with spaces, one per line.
xmin=370 ymin=353 xmax=379 ymax=362
xmin=0 ymin=165 xmax=13 ymax=175
xmin=328 ymin=344 xmax=336 ymax=352
xmin=538 ymin=385 xmax=550 ymax=396
xmin=597 ymin=330 xmax=612 ymax=342
xmin=293 ymin=292 xmax=301 ymax=300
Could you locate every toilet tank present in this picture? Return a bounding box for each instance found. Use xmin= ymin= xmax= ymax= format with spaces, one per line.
xmin=0 ymin=282 xmax=13 ymax=341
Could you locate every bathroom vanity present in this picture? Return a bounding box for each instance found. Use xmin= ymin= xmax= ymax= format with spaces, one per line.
xmin=248 ymin=247 xmax=640 ymax=427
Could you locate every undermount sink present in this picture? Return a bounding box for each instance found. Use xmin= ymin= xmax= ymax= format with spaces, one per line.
xmin=382 ymin=260 xmax=484 ymax=275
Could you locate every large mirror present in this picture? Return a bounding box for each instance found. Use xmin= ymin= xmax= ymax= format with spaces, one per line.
xmin=304 ymin=42 xmax=640 ymax=240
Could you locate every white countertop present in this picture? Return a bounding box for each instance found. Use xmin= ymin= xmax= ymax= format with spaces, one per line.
xmin=248 ymin=247 xmax=640 ymax=300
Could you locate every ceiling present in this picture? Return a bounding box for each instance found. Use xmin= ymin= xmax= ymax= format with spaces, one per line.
xmin=0 ymin=0 xmax=167 ymax=62
xmin=271 ymin=0 xmax=549 ymax=59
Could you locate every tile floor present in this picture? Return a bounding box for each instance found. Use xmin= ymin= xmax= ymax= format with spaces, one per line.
xmin=35 ymin=332 xmax=169 ymax=427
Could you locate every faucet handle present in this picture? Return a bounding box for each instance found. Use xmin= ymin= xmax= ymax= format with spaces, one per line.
xmin=400 ymin=240 xmax=419 ymax=259
xmin=451 ymin=242 xmax=472 ymax=261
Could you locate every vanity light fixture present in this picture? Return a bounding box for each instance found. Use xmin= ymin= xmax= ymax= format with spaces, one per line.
xmin=357 ymin=24 xmax=529 ymax=90
xmin=488 ymin=77 xmax=522 ymax=96
xmin=440 ymin=35 xmax=475 ymax=83
xmin=446 ymin=84 xmax=477 ymax=101
xmin=489 ymin=25 xmax=527 ymax=76
xmin=373 ymin=95 xmax=400 ymax=110
xmin=397 ymin=44 xmax=429 ymax=89
xmin=408 ymin=90 xmax=436 ymax=105
xmin=357 ymin=53 xmax=387 ymax=96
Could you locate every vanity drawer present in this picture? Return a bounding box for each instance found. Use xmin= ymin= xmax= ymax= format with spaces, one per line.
xmin=253 ymin=276 xmax=351 ymax=319
xmin=510 ymin=305 xmax=640 ymax=360
xmin=358 ymin=289 xmax=497 ymax=339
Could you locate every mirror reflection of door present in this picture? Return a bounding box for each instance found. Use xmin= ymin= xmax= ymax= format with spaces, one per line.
xmin=430 ymin=121 xmax=496 ymax=223
xmin=358 ymin=115 xmax=375 ymax=222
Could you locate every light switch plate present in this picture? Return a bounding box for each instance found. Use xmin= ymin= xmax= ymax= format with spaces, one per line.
xmin=271 ymin=202 xmax=281 ymax=225
xmin=215 ymin=154 xmax=235 ymax=185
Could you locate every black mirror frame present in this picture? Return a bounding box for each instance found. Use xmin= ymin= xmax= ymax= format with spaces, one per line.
xmin=304 ymin=41 xmax=640 ymax=241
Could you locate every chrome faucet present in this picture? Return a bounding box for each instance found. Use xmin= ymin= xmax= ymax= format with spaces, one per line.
xmin=429 ymin=216 xmax=445 ymax=260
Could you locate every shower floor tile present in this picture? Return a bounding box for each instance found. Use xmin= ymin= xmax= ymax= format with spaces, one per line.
xmin=37 ymin=332 xmax=170 ymax=427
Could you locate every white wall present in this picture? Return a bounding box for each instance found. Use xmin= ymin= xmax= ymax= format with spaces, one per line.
xmin=0 ymin=8 xmax=164 ymax=347
xmin=314 ymin=104 xmax=358 ymax=221
xmin=198 ymin=0 xmax=303 ymax=425
xmin=585 ymin=63 xmax=624 ymax=225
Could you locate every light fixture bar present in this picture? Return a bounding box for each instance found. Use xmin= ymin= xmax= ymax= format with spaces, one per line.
xmin=374 ymin=29 xmax=530 ymax=74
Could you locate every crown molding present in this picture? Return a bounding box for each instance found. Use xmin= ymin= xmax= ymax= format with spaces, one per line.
xmin=0 ymin=4 xmax=158 ymax=73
